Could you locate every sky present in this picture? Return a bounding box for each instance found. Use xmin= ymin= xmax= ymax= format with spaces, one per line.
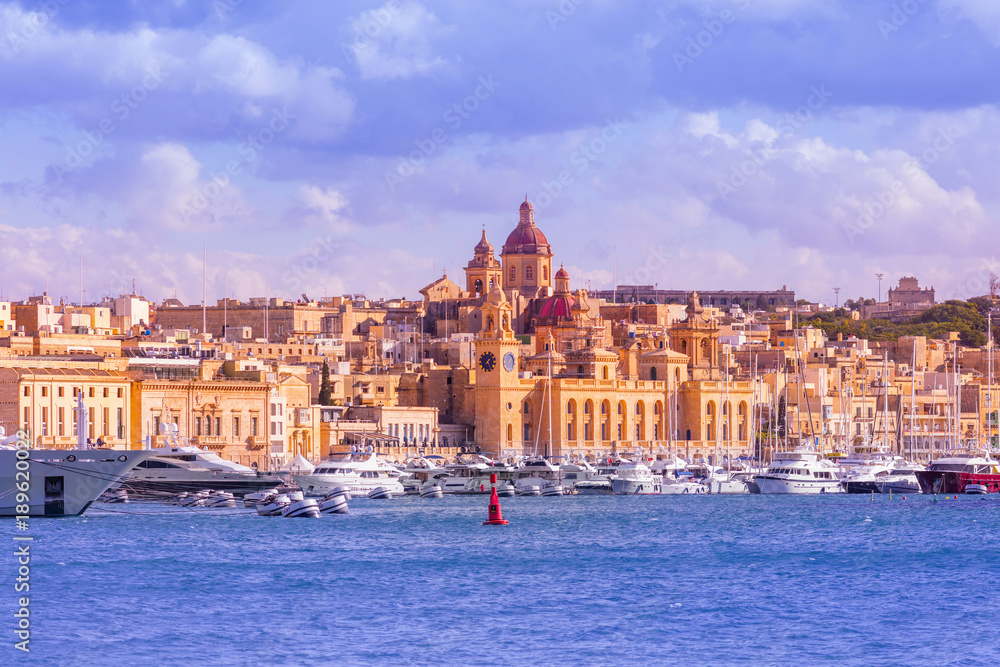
xmin=1 ymin=0 xmax=999 ymax=307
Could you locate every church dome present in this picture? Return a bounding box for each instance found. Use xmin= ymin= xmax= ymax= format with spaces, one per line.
xmin=536 ymin=294 xmax=576 ymax=320
xmin=555 ymin=266 xmax=569 ymax=279
xmin=503 ymin=197 xmax=552 ymax=256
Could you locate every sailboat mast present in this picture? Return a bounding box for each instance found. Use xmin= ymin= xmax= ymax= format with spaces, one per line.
xmin=910 ymin=342 xmax=916 ymax=461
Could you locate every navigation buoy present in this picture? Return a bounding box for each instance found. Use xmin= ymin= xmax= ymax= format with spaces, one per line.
xmin=483 ymin=473 xmax=509 ymax=526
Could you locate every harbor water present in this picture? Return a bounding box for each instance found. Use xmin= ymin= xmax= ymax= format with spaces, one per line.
xmin=9 ymin=494 xmax=1000 ymax=666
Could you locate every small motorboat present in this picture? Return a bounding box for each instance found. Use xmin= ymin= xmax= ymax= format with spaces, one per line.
xmin=516 ymin=486 xmax=541 ymax=497
xmin=965 ymin=484 xmax=989 ymax=495
xmin=179 ymin=490 xmax=210 ymax=507
xmin=419 ymin=483 xmax=444 ymax=498
xmin=496 ymin=484 xmax=515 ymax=498
xmin=574 ymin=480 xmax=613 ymax=495
xmin=204 ymin=491 xmax=237 ymax=508
xmin=282 ymin=491 xmax=321 ymax=518
xmin=242 ymin=490 xmax=273 ymax=508
xmin=318 ymin=491 xmax=350 ymax=514
xmin=256 ymin=493 xmax=291 ymax=516
xmin=540 ymin=483 xmax=564 ymax=497
xmin=101 ymin=489 xmax=129 ymax=503
xmin=368 ymin=486 xmax=395 ymax=500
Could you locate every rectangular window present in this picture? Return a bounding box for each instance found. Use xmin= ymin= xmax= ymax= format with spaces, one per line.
xmin=23 ymin=386 xmax=29 ymax=397
xmin=117 ymin=408 xmax=124 ymax=439
xmin=23 ymin=406 xmax=29 ymax=431
xmin=58 ymin=407 xmax=65 ymax=437
xmin=153 ymin=416 xmax=160 ymax=436
xmin=88 ymin=408 xmax=95 ymax=440
xmin=103 ymin=388 xmax=109 ymax=398
xmin=89 ymin=387 xmax=95 ymax=398
xmin=233 ymin=416 xmax=240 ymax=437
xmin=117 ymin=388 xmax=123 ymax=398
xmin=73 ymin=410 xmax=79 ymax=436
xmin=103 ymin=407 xmax=109 ymax=436
xmin=58 ymin=386 xmax=64 ymax=398
xmin=196 ymin=417 xmax=202 ymax=436
xmin=41 ymin=386 xmax=48 ymax=397
xmin=215 ymin=417 xmax=221 ymax=436
xmin=205 ymin=417 xmax=211 ymax=436
xmin=271 ymin=404 xmax=276 ymax=416
xmin=251 ymin=417 xmax=258 ymax=437
xmin=41 ymin=407 xmax=48 ymax=436
xmin=271 ymin=422 xmax=277 ymax=436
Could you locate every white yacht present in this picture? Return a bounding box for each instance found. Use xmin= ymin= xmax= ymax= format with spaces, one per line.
xmin=291 ymin=452 xmax=405 ymax=497
xmin=124 ymin=446 xmax=283 ymax=497
xmin=440 ymin=455 xmax=515 ymax=495
xmin=574 ymin=465 xmax=619 ymax=495
xmin=756 ymin=447 xmax=843 ymax=494
xmin=610 ymin=461 xmax=663 ymax=495
xmin=1 ymin=427 xmax=153 ymax=517
xmin=876 ymin=462 xmax=924 ymax=494
xmin=513 ymin=458 xmax=567 ymax=495
xmin=703 ymin=467 xmax=750 ymax=494
xmin=399 ymin=456 xmax=450 ymax=494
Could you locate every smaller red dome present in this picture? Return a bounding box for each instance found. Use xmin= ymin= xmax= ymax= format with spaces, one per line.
xmin=555 ymin=266 xmax=569 ymax=279
xmin=537 ymin=294 xmax=576 ymax=320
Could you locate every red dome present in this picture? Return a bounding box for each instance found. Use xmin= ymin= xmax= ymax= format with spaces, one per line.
xmin=536 ymin=294 xmax=576 ymax=320
xmin=555 ymin=266 xmax=569 ymax=279
xmin=503 ymin=198 xmax=552 ymax=256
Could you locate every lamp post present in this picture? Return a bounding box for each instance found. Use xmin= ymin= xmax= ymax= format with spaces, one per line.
xmin=833 ymin=287 xmax=841 ymax=309
xmin=876 ymin=273 xmax=884 ymax=305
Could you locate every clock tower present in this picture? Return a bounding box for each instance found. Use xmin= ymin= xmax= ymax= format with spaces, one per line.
xmin=474 ymin=286 xmax=522 ymax=455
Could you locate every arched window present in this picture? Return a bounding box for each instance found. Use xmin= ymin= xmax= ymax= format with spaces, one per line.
xmin=650 ymin=366 xmax=657 ymax=381
xmin=526 ymin=266 xmax=534 ymax=280
xmin=707 ymin=402 xmax=714 ymax=415
xmin=507 ymin=424 xmax=513 ymax=441
xmin=474 ymin=279 xmax=483 ymax=295
xmin=509 ymin=266 xmax=516 ymax=281
xmin=524 ymin=402 xmax=530 ymax=414
xmin=602 ymin=366 xmax=609 ymax=380
xmin=577 ymin=365 xmax=584 ymax=376
xmin=542 ymin=266 xmax=548 ymax=281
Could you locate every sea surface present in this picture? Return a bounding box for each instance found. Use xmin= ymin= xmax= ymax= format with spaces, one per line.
xmin=6 ymin=493 xmax=1000 ymax=666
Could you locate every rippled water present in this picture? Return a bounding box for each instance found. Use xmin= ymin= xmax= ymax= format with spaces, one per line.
xmin=8 ymin=493 xmax=1000 ymax=666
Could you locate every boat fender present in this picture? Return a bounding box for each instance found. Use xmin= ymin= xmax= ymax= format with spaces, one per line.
xmin=67 ymin=454 xmax=76 ymax=462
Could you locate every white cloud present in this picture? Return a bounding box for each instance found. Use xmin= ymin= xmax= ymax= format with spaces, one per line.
xmin=347 ymin=1 xmax=455 ymax=80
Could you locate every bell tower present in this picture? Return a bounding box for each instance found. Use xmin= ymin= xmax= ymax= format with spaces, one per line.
xmin=464 ymin=229 xmax=502 ymax=300
xmin=474 ymin=286 xmax=522 ymax=454
xmin=670 ymin=291 xmax=720 ymax=380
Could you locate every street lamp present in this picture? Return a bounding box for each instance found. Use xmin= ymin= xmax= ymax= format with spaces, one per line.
xmin=876 ymin=273 xmax=884 ymax=305
xmin=833 ymin=287 xmax=840 ymax=309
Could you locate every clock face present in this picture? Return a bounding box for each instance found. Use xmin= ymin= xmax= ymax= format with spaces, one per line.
xmin=479 ymin=351 xmax=497 ymax=372
xmin=503 ymin=352 xmax=516 ymax=372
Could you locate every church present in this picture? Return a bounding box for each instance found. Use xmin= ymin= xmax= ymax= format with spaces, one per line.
xmin=452 ymin=198 xmax=762 ymax=462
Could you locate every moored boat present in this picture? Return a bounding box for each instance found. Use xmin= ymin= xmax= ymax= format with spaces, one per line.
xmin=915 ymin=452 xmax=1000 ymax=494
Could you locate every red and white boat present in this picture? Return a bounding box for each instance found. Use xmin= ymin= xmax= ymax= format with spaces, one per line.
xmin=915 ymin=452 xmax=1000 ymax=494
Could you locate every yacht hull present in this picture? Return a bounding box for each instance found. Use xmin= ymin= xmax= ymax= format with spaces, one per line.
xmin=611 ymin=480 xmax=661 ymax=495
xmin=915 ymin=471 xmax=1000 ymax=494
xmin=756 ymin=476 xmax=843 ymax=494
xmin=1 ymin=449 xmax=153 ymax=517
xmin=121 ymin=474 xmax=282 ymax=497
xmin=844 ymin=481 xmax=881 ymax=494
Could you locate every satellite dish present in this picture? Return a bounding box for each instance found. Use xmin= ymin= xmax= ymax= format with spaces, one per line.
xmin=158 ymin=422 xmax=168 ymax=435
xmin=367 ymin=444 xmax=374 ymax=453
xmin=170 ymin=423 xmax=179 ymax=436
xmin=350 ymin=445 xmax=356 ymax=453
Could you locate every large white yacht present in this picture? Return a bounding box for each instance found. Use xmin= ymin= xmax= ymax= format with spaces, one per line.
xmin=610 ymin=460 xmax=663 ymax=495
xmin=876 ymin=461 xmax=925 ymax=494
xmin=1 ymin=427 xmax=154 ymax=517
xmin=292 ymin=452 xmax=405 ymax=497
xmin=756 ymin=447 xmax=843 ymax=494
xmin=513 ymin=458 xmax=567 ymax=495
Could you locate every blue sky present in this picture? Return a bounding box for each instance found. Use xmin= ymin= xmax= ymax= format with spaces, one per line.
xmin=1 ymin=0 xmax=999 ymax=306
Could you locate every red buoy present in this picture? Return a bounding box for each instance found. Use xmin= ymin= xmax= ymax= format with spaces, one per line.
xmin=483 ymin=473 xmax=509 ymax=525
